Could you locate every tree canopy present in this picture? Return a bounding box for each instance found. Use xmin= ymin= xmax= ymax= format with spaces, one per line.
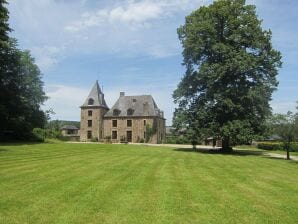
xmin=0 ymin=0 xmax=47 ymax=140
xmin=173 ymin=0 xmax=282 ymax=150
xmin=267 ymin=104 xmax=298 ymax=159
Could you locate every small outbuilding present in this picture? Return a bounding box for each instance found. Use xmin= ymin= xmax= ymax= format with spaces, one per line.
xmin=61 ymin=125 xmax=79 ymax=136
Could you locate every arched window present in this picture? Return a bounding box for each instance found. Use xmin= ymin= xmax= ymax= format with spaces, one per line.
xmin=88 ymin=98 xmax=94 ymax=105
xmin=113 ymin=109 xmax=121 ymax=116
xmin=127 ymin=108 xmax=134 ymax=116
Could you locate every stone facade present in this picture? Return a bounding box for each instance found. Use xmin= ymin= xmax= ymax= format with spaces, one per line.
xmin=103 ymin=117 xmax=166 ymax=144
xmin=61 ymin=125 xmax=79 ymax=136
xmin=61 ymin=125 xmax=80 ymax=141
xmin=80 ymin=81 xmax=166 ymax=143
xmin=80 ymin=106 xmax=108 ymax=141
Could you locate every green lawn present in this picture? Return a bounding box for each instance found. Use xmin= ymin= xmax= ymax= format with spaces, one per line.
xmin=0 ymin=143 xmax=297 ymax=224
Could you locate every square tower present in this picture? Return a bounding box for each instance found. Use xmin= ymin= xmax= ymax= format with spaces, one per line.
xmin=80 ymin=81 xmax=109 ymax=141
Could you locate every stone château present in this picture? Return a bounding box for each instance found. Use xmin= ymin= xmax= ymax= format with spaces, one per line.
xmin=80 ymin=81 xmax=166 ymax=143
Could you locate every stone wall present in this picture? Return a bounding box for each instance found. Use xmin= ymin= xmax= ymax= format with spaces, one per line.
xmin=154 ymin=117 xmax=166 ymax=143
xmin=103 ymin=117 xmax=166 ymax=144
xmin=80 ymin=107 xmax=108 ymax=141
xmin=61 ymin=129 xmax=79 ymax=136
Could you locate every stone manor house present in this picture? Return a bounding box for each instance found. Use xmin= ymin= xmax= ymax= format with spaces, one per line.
xmin=80 ymin=81 xmax=166 ymax=143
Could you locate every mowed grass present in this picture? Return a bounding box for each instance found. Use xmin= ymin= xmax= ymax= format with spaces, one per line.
xmin=0 ymin=143 xmax=297 ymax=224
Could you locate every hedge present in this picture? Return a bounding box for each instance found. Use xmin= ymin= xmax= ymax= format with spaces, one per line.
xmin=257 ymin=142 xmax=298 ymax=152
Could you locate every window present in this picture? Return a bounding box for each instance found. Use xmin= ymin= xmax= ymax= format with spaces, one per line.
xmin=88 ymin=98 xmax=94 ymax=105
xmin=113 ymin=109 xmax=120 ymax=116
xmin=127 ymin=120 xmax=132 ymax=127
xmin=88 ymin=120 xmax=92 ymax=127
xmin=144 ymin=120 xmax=146 ymax=126
xmin=87 ymin=131 xmax=92 ymax=139
xmin=112 ymin=131 xmax=117 ymax=139
xmin=88 ymin=110 xmax=92 ymax=116
xmin=127 ymin=108 xmax=134 ymax=116
xmin=112 ymin=120 xmax=117 ymax=127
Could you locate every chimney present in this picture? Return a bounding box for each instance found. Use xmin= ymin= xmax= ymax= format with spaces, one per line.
xmin=120 ymin=92 xmax=125 ymax=97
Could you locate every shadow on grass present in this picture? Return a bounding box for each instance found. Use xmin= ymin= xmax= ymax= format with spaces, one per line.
xmin=263 ymin=156 xmax=298 ymax=163
xmin=0 ymin=141 xmax=44 ymax=146
xmin=174 ymin=148 xmax=298 ymax=162
xmin=0 ymin=148 xmax=9 ymax=153
xmin=173 ymin=147 xmax=264 ymax=157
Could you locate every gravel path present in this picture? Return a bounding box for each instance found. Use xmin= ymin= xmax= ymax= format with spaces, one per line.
xmin=264 ymin=152 xmax=298 ymax=161
xmin=131 ymin=143 xmax=221 ymax=149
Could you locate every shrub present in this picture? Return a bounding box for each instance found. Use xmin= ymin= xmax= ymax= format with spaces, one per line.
xmin=31 ymin=128 xmax=46 ymax=142
xmin=57 ymin=136 xmax=75 ymax=141
xmin=104 ymin=136 xmax=111 ymax=143
xmin=164 ymin=136 xmax=175 ymax=144
xmin=145 ymin=124 xmax=155 ymax=143
xmin=257 ymin=142 xmax=298 ymax=152
xmin=164 ymin=135 xmax=191 ymax=144
xmin=257 ymin=142 xmax=283 ymax=150
xmin=91 ymin=137 xmax=98 ymax=142
xmin=289 ymin=143 xmax=298 ymax=152
xmin=47 ymin=129 xmax=62 ymax=139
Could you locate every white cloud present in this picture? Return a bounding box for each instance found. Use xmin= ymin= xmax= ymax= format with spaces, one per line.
xmin=65 ymin=1 xmax=163 ymax=32
xmin=43 ymin=84 xmax=89 ymax=120
xmin=30 ymin=46 xmax=64 ymax=71
xmin=65 ymin=0 xmax=205 ymax=32
xmin=109 ymin=1 xmax=162 ymax=23
xmin=8 ymin=0 xmax=208 ymax=70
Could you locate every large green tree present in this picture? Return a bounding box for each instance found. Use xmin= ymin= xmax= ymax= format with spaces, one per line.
xmin=173 ymin=0 xmax=282 ymax=150
xmin=0 ymin=0 xmax=47 ymax=140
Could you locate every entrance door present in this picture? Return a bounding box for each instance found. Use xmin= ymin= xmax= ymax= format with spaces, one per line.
xmin=126 ymin=131 xmax=132 ymax=142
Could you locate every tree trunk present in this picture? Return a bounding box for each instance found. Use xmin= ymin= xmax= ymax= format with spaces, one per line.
xmin=221 ymin=137 xmax=232 ymax=152
xmin=287 ymin=144 xmax=290 ymax=160
xmin=286 ymin=141 xmax=290 ymax=160
xmin=286 ymin=148 xmax=290 ymax=160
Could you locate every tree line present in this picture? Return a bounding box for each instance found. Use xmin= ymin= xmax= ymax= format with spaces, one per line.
xmin=0 ymin=0 xmax=47 ymax=140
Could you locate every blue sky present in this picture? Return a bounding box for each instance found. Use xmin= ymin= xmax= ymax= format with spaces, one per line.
xmin=7 ymin=0 xmax=298 ymax=125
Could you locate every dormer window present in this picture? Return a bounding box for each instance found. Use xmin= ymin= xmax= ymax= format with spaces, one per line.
xmin=113 ymin=109 xmax=121 ymax=116
xmin=127 ymin=108 xmax=134 ymax=116
xmin=88 ymin=98 xmax=94 ymax=105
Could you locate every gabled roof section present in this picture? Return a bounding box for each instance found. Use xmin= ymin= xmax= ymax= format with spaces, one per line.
xmin=104 ymin=94 xmax=164 ymax=118
xmin=81 ymin=81 xmax=108 ymax=108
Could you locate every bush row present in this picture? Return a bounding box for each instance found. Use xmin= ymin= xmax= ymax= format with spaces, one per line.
xmin=257 ymin=142 xmax=298 ymax=152
xmin=32 ymin=128 xmax=64 ymax=142
xmin=165 ymin=135 xmax=191 ymax=144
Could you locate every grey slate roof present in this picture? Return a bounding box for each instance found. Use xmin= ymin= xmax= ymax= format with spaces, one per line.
xmin=104 ymin=95 xmax=164 ymax=118
xmin=81 ymin=81 xmax=108 ymax=108
xmin=61 ymin=125 xmax=78 ymax=130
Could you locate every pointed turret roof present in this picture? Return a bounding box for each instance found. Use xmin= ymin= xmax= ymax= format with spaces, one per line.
xmin=81 ymin=81 xmax=108 ymax=108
